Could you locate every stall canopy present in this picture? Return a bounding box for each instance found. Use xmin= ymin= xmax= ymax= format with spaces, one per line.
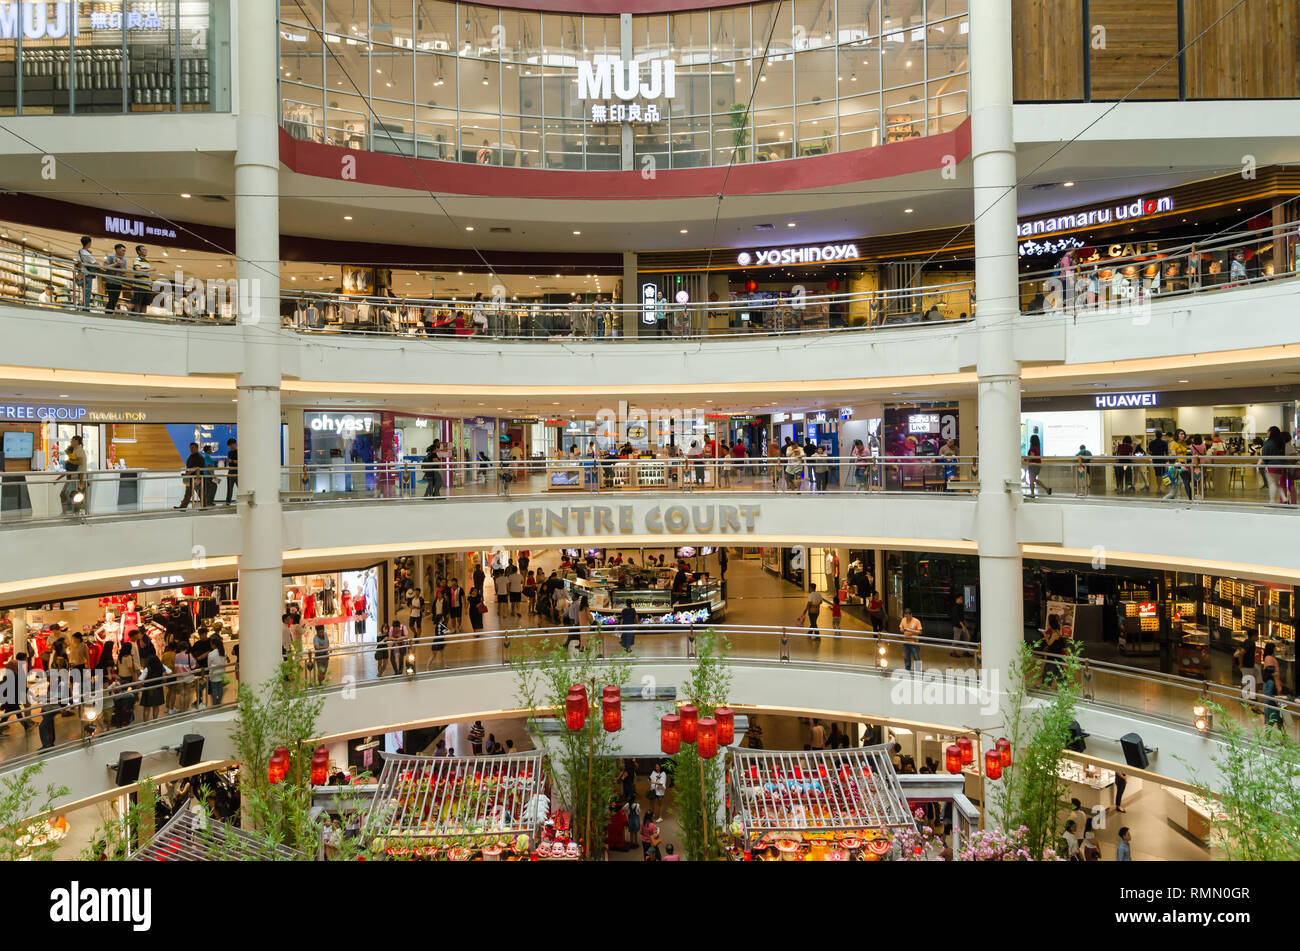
xmin=131 ymin=807 xmax=307 ymax=861
xmin=364 ymin=752 xmax=548 ymax=841
xmin=727 ymin=745 xmax=913 ymax=842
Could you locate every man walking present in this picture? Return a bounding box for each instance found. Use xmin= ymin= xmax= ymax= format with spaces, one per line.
xmin=175 ymin=442 xmax=206 ymax=509
xmin=222 ymin=437 xmax=238 ymax=504
xmin=900 ymin=608 xmax=923 ymax=672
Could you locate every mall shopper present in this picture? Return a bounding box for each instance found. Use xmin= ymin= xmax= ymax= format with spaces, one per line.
xmin=493 ymin=568 xmax=509 ymax=612
xmin=811 ymin=445 xmax=831 ymax=493
xmin=867 ymin=592 xmax=886 ymax=633
xmin=506 ymin=565 xmax=523 ymax=617
xmin=175 ymin=442 xmax=206 ymax=509
xmin=140 ymin=653 xmax=165 ymax=721
xmin=447 ymin=579 xmax=464 ymax=632
xmin=1116 ymin=827 xmax=1133 ymax=861
xmin=1082 ymin=828 xmax=1101 ymax=861
xmin=1073 ymin=444 xmax=1092 ymax=496
xmin=900 ymin=608 xmax=922 ymax=671
xmin=1262 ymin=426 xmax=1288 ymax=504
xmin=311 ymin=627 xmax=330 ymax=685
xmin=1114 ymin=435 xmax=1135 ymax=492
xmin=75 ymin=236 xmax=97 ymax=309
xmin=950 ymin=595 xmax=974 ymax=657
xmin=797 ymin=583 xmax=823 ymax=642
xmin=169 ymin=641 xmax=194 ymax=712
xmin=1067 ymin=798 xmax=1089 ymax=840
xmin=407 ymin=588 xmax=424 ymax=636
xmin=385 ymin=620 xmax=407 ymax=674
xmin=130 ymin=245 xmax=152 ymax=313
xmin=1114 ymin=771 xmax=1128 ymax=812
xmin=1147 ymin=430 xmax=1169 ymax=494
xmin=1262 ymin=667 xmax=1284 ymax=730
xmin=648 ymin=763 xmax=667 ymax=804
xmin=467 ymin=583 xmax=486 ymax=634
xmin=468 ymin=719 xmax=486 ymax=754
xmin=202 ymin=444 xmax=219 ymax=506
xmin=1163 ymin=429 xmax=1192 ymax=501
xmin=207 ymin=635 xmax=228 ymax=705
xmin=102 ymin=243 xmax=128 ymax=312
xmin=1061 ymin=819 xmax=1081 ymax=861
xmin=59 ymin=435 xmax=88 ymax=515
xmin=222 ymin=438 xmax=238 ymax=504
xmin=1024 ymin=433 xmax=1049 ymax=497
xmin=641 ymin=811 xmax=660 ymax=859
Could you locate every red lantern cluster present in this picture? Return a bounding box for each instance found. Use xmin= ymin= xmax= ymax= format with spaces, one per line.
xmin=944 ymin=744 xmax=962 ymax=775
xmin=310 ymin=745 xmax=329 ymax=786
xmin=660 ymin=714 xmax=682 ymax=754
xmin=984 ymin=749 xmax=1003 ymax=781
xmin=565 ymin=690 xmax=587 ymax=731
xmin=715 ymin=707 xmax=735 ymax=746
xmin=697 ymin=717 xmax=718 ymax=760
xmin=267 ymin=747 xmax=290 ymax=785
xmin=679 ymin=704 xmax=699 ymax=744
xmin=602 ymin=687 xmax=622 ymax=733
xmin=996 ymin=737 xmax=1012 ymax=768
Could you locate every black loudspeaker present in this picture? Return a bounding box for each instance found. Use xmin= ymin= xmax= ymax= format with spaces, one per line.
xmin=115 ymin=751 xmax=142 ymax=786
xmin=1066 ymin=721 xmax=1089 ymax=753
xmin=177 ymin=734 xmax=205 ymax=768
xmin=1120 ymin=733 xmax=1150 ymax=769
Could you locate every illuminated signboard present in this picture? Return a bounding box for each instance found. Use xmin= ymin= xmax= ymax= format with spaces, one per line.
xmin=737 ymin=243 xmax=861 ymax=267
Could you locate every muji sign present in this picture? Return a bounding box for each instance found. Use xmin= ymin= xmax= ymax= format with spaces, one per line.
xmin=0 ymin=2 xmax=164 ymax=40
xmin=578 ymin=57 xmax=677 ymax=123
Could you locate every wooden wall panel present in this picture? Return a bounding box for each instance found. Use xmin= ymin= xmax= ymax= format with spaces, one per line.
xmin=1012 ymin=0 xmax=1085 ymax=101
xmin=1185 ymin=0 xmax=1300 ymax=98
xmin=1088 ymin=0 xmax=1181 ymax=100
xmin=108 ymin=424 xmax=186 ymax=471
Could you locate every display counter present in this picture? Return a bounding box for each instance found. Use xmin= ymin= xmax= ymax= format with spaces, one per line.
xmin=1175 ymin=623 xmax=1211 ymax=678
xmin=1165 ymin=787 xmax=1222 ymax=846
xmin=1056 ymin=761 xmax=1117 ymax=811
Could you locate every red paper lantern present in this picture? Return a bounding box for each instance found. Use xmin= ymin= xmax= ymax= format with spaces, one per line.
xmin=826 ymin=277 xmax=841 ymax=292
xmin=744 ymin=279 xmax=758 ymax=293
xmin=565 ymin=692 xmax=586 ymax=731
xmin=944 ymin=744 xmax=962 ymax=775
xmin=660 ymin=714 xmax=682 ymax=754
xmin=697 ymin=717 xmax=718 ymax=759
xmin=956 ymin=736 xmax=973 ymax=765
xmin=569 ymin=684 xmax=588 ymax=713
xmin=996 ymin=737 xmax=1012 ymax=768
xmin=267 ymin=747 xmax=290 ymax=785
xmin=601 ymin=685 xmax=620 ymax=702
xmin=602 ymin=695 xmax=621 ymax=733
xmin=679 ymin=704 xmax=699 ymax=744
xmin=715 ymin=707 xmax=735 ymax=746
xmin=984 ymin=749 xmax=1003 ymax=781
xmin=310 ymin=746 xmax=329 ymax=786
xmin=749 ymin=765 xmax=759 ymax=780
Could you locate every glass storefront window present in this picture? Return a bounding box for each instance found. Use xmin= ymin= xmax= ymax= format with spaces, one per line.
xmin=279 ymin=0 xmax=968 ymax=169
xmin=0 ymin=0 xmax=228 ymax=115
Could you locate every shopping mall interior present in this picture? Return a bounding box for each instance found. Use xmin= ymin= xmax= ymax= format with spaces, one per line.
xmin=0 ymin=0 xmax=1297 ymax=886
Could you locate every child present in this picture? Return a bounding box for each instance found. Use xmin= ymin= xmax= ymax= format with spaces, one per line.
xmin=830 ymin=590 xmax=842 ymax=632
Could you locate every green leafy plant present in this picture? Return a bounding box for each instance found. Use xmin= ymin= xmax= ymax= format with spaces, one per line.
xmin=666 ymin=628 xmax=732 ymax=860
xmin=728 ymin=104 xmax=751 ymax=162
xmin=512 ymin=637 xmax=633 ymax=859
xmin=0 ymin=763 xmax=69 ymax=861
xmin=1188 ymin=701 xmax=1300 ymax=861
xmin=995 ymin=640 xmax=1082 ymax=859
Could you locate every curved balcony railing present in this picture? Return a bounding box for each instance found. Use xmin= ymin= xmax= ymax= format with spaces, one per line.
xmin=1017 ymin=222 xmax=1299 ymax=316
xmin=5 ymin=221 xmax=1292 ymax=343
xmin=0 ymin=456 xmax=978 ymax=525
xmin=6 ymin=454 xmax=1298 ymax=528
xmin=1021 ymin=455 xmax=1300 ymax=509
xmin=3 ymin=624 xmax=1293 ymax=778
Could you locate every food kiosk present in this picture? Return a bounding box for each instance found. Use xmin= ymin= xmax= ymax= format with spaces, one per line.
xmin=725 ymin=746 xmax=913 ymax=861
xmin=364 ymin=752 xmax=557 ymax=860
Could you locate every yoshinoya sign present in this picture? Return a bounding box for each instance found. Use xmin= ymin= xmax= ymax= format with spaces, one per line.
xmin=578 ymin=57 xmax=676 ymax=124
xmin=736 ymin=243 xmax=861 ymax=267
xmin=1017 ymin=195 xmax=1174 ymax=239
xmin=508 ymin=502 xmax=761 ymax=538
xmin=0 ymin=3 xmax=165 ymax=40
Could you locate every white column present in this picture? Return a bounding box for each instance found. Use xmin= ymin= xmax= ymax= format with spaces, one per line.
xmin=234 ymin=0 xmax=283 ymax=691
xmin=970 ymin=1 xmax=1023 ymax=695
xmin=9 ymin=607 xmax=26 ymax=658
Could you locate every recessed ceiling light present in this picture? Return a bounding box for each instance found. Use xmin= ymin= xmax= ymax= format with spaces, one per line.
xmin=572 ymin=230 xmax=581 ymax=235
xmin=786 ymin=222 xmax=796 ymax=228
xmin=680 ymin=228 xmax=688 ymax=234
xmin=58 ymin=394 xmax=68 ymax=398
xmin=180 ymin=193 xmax=191 ymax=198
xmin=465 ymin=225 xmax=474 ymax=231
xmin=1063 ymin=181 xmax=1075 ymax=187
xmin=343 ymin=215 xmax=353 ymax=220
xmin=903 ymin=208 xmax=914 ymax=213
xmin=1178 ymin=379 xmax=1189 ymax=383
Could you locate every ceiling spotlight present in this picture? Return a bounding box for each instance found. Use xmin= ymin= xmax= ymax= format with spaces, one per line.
xmin=343 ymin=215 xmax=353 ymax=220
xmin=786 ymin=222 xmax=796 ymax=228
xmin=1063 ymin=181 xmax=1075 ymax=187
xmin=180 ymin=193 xmax=192 ymax=198
xmin=482 ymin=75 xmax=489 ymax=85
xmin=903 ymin=208 xmax=914 ymax=213
xmin=465 ymin=226 xmax=474 ymax=231
xmin=573 ymin=230 xmax=581 ymax=235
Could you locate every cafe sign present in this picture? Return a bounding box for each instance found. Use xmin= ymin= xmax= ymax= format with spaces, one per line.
xmin=507 ymin=502 xmax=761 ymax=538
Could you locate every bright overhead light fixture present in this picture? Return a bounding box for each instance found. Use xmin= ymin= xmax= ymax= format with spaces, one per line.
xmin=1063 ymin=181 xmax=1075 ymax=187
xmin=180 ymin=193 xmax=191 ymax=198
xmin=343 ymin=215 xmax=353 ymax=220
xmin=903 ymin=208 xmax=914 ymax=213
xmin=465 ymin=225 xmax=474 ymax=231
